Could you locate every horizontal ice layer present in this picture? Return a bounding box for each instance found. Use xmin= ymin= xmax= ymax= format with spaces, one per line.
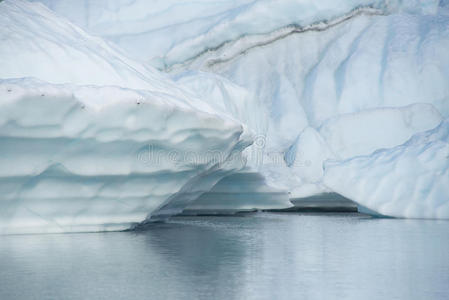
xmin=0 ymin=78 xmax=250 ymax=234
xmin=323 ymin=119 xmax=449 ymax=219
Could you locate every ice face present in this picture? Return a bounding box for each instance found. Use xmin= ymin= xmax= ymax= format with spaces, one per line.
xmin=323 ymin=119 xmax=449 ymax=219
xmin=172 ymin=9 xmax=449 ymax=201
xmin=172 ymin=3 xmax=449 ymax=206
xmin=0 ymin=78 xmax=254 ymax=234
xmin=32 ymin=0 xmax=444 ymax=69
xmin=2 ymin=0 xmax=449 ymax=224
xmin=318 ymin=104 xmax=443 ymax=160
xmin=0 ymin=1 xmax=258 ymax=234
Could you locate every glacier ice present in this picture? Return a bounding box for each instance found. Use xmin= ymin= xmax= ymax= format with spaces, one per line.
xmin=0 ymin=78 xmax=253 ymax=234
xmin=33 ymin=0 xmax=442 ymax=67
xmin=0 ymin=0 xmax=289 ymax=234
xmin=31 ymin=0 xmax=389 ymax=65
xmin=1 ymin=0 xmax=449 ymax=230
xmin=323 ymin=119 xmax=449 ymax=219
xmin=319 ymin=104 xmax=442 ymax=160
xmin=171 ymin=4 xmax=449 ymax=201
xmin=282 ymin=103 xmax=443 ymax=198
xmin=287 ymin=127 xmax=336 ymax=184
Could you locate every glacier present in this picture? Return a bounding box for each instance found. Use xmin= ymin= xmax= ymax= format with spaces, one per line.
xmin=1 ymin=0 xmax=449 ymax=234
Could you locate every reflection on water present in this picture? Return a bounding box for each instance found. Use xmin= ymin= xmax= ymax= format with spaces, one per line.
xmin=1 ymin=213 xmax=448 ymax=300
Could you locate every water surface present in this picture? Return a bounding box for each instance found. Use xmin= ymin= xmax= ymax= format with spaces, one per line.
xmin=1 ymin=213 xmax=448 ymax=299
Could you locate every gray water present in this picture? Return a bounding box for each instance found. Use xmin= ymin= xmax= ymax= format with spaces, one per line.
xmin=0 ymin=213 xmax=448 ymax=300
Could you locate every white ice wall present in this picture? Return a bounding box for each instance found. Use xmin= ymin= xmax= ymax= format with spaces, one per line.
xmin=0 ymin=1 xmax=259 ymax=233
xmin=324 ymin=119 xmax=449 ymax=219
xmin=5 ymin=0 xmax=449 ymax=219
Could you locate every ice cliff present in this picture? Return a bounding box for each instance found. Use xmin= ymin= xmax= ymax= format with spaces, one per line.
xmin=0 ymin=0 xmax=292 ymax=234
xmin=1 ymin=0 xmax=448 ymax=233
xmin=324 ymin=119 xmax=449 ymax=219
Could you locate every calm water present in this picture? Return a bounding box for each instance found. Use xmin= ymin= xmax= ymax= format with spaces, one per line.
xmin=0 ymin=213 xmax=448 ymax=300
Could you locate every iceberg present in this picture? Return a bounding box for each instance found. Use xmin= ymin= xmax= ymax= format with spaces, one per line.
xmin=0 ymin=77 xmax=253 ymax=234
xmin=2 ymin=0 xmax=449 ymax=224
xmin=0 ymin=0 xmax=267 ymax=234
